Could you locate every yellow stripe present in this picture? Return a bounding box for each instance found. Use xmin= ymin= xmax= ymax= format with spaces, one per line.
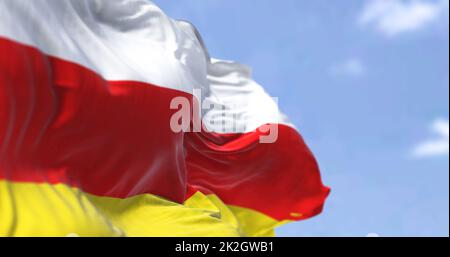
xmin=0 ymin=181 xmax=289 ymax=237
xmin=0 ymin=181 xmax=120 ymax=237
xmin=88 ymin=193 xmax=241 ymax=237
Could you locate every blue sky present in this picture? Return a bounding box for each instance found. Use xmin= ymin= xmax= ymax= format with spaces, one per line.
xmin=152 ymin=0 xmax=449 ymax=236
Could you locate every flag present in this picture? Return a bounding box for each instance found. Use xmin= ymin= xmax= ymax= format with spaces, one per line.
xmin=0 ymin=0 xmax=330 ymax=236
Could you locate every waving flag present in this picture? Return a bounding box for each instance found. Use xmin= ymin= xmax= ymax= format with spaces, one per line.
xmin=0 ymin=0 xmax=329 ymax=236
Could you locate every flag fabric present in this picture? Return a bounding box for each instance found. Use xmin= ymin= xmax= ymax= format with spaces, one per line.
xmin=0 ymin=0 xmax=330 ymax=236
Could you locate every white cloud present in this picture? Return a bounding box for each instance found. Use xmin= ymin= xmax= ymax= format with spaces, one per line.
xmin=330 ymin=58 xmax=366 ymax=77
xmin=366 ymin=232 xmax=380 ymax=237
xmin=359 ymin=0 xmax=449 ymax=37
xmin=412 ymin=119 xmax=449 ymax=158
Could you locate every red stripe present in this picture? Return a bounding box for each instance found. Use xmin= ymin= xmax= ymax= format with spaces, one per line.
xmin=186 ymin=127 xmax=330 ymax=221
xmin=0 ymin=37 xmax=329 ymax=221
xmin=0 ymin=37 xmax=188 ymax=202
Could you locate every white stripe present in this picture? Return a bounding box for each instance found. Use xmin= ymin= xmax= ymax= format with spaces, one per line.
xmin=203 ymin=59 xmax=294 ymax=133
xmin=0 ymin=0 xmax=295 ymax=134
